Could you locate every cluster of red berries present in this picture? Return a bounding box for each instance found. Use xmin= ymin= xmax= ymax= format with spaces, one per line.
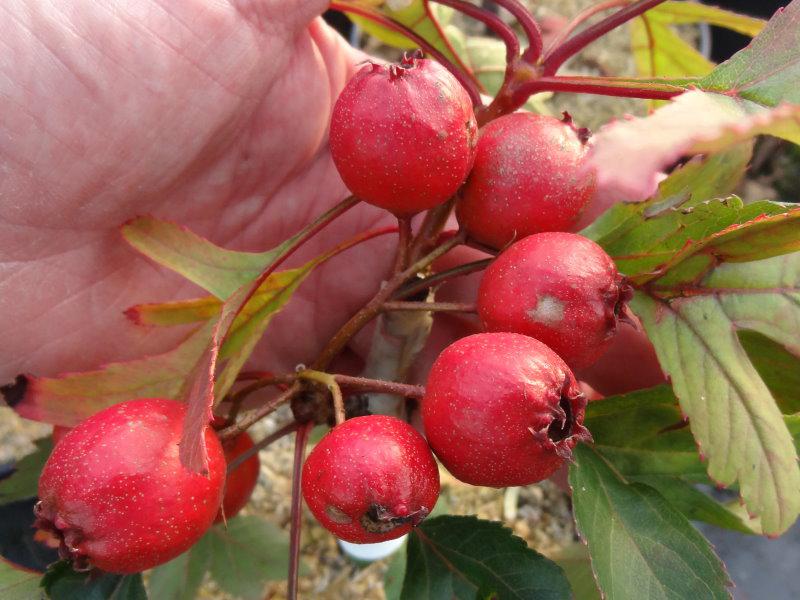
xmin=301 ymin=55 xmax=629 ymax=543
xmin=34 ymin=54 xmax=630 ymax=574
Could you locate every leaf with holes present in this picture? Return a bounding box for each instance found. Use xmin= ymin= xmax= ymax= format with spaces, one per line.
xmin=401 ymin=515 xmax=570 ymax=599
xmin=632 ymin=251 xmax=800 ymax=535
xmin=569 ymin=445 xmax=731 ymax=600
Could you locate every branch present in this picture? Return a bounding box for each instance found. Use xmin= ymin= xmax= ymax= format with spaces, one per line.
xmin=334 ymin=374 xmax=426 ymax=399
xmin=219 ymin=382 xmax=301 ymax=440
xmin=490 ymin=0 xmax=544 ymax=64
xmin=287 ymin=422 xmax=312 ymax=600
xmin=225 ymin=420 xmax=299 ymax=473
xmin=382 ymin=301 xmax=477 ymax=313
xmin=297 ymin=370 xmax=346 ymax=425
xmin=542 ymin=0 xmax=668 ymax=76
xmin=432 ymin=0 xmax=520 ymax=63
xmin=394 ymin=258 xmax=493 ymax=300
xmin=543 ymin=0 xmax=629 ymax=57
xmin=514 ymin=75 xmax=685 ymax=101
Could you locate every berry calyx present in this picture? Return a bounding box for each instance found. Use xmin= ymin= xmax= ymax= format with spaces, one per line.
xmin=215 ymin=431 xmax=260 ymax=524
xmin=36 ymin=398 xmax=225 ymax=574
xmin=423 ymin=332 xmax=590 ymax=487
xmin=477 ymin=232 xmax=632 ymax=369
xmin=330 ymin=53 xmax=478 ymax=215
xmin=301 ymin=415 xmax=439 ymax=544
xmin=457 ymin=112 xmax=596 ymax=248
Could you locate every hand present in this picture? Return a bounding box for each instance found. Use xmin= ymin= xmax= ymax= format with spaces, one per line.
xmin=0 ymin=1 xmax=400 ymax=381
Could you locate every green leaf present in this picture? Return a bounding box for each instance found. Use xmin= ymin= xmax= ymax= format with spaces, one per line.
xmin=631 ymin=1 xmax=765 ymax=79
xmin=0 ymin=559 xmax=42 ymax=600
xmin=206 ymin=516 xmax=294 ymax=600
xmin=147 ymin=533 xmax=213 ymax=600
xmin=0 ymin=438 xmax=52 ymax=505
xmin=738 ymin=330 xmax=800 ymax=413
xmin=627 ymin=475 xmax=754 ymax=534
xmin=584 ymin=386 xmax=705 ymax=479
xmin=42 ymin=561 xmax=146 ymax=600
xmin=401 ymin=515 xmax=570 ymax=600
xmin=632 ymin=251 xmax=800 ymax=535
xmin=122 ymin=216 xmax=275 ymax=299
xmin=569 ymin=445 xmax=730 ymax=600
xmin=700 ymin=0 xmax=800 ymax=106
xmin=547 ymin=544 xmax=601 ymax=600
xmin=382 ymin=543 xmax=407 ymax=600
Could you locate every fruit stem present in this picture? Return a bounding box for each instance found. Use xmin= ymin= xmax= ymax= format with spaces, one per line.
xmin=329 ymin=2 xmax=483 ymax=106
xmin=489 ymin=0 xmax=544 ymax=64
xmin=287 ymin=422 xmax=312 ymax=600
xmin=408 ymin=198 xmax=456 ymax=262
xmin=382 ymin=300 xmax=477 ymax=313
xmin=224 ymin=373 xmax=299 ymax=409
xmin=514 ymin=75 xmax=684 ymax=100
xmin=432 ymin=0 xmax=520 ymax=64
xmin=542 ymin=0 xmax=668 ymax=76
xmin=312 ymin=230 xmax=468 ymax=370
xmin=218 ymin=382 xmax=301 ymax=440
xmin=393 ymin=258 xmax=493 ymax=299
xmin=226 ymin=420 xmax=299 ymax=473
xmin=297 ymin=370 xmax=346 ymax=425
xmin=333 ymin=374 xmax=426 ymax=400
xmin=393 ymin=216 xmax=413 ymax=274
xmin=543 ymin=0 xmax=629 ymax=57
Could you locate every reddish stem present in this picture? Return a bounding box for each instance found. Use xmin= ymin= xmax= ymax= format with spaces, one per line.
xmin=544 ymin=0 xmax=629 ymax=56
xmin=490 ymin=0 xmax=543 ymax=63
xmin=382 ymin=300 xmax=477 ymax=313
xmin=226 ymin=420 xmax=299 ymax=473
xmin=287 ymin=422 xmax=312 ymax=600
xmin=393 ymin=217 xmax=413 ymax=274
xmin=542 ymin=0 xmax=668 ymax=76
xmin=333 ymin=374 xmax=426 ymax=399
xmin=329 ymin=2 xmax=482 ymax=106
xmin=514 ymin=75 xmax=684 ymax=101
xmin=432 ymin=0 xmax=520 ymax=63
xmin=394 ymin=258 xmax=493 ymax=299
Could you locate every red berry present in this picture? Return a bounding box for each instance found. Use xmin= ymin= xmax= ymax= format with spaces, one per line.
xmin=215 ymin=432 xmax=260 ymax=524
xmin=457 ymin=112 xmax=595 ymax=248
xmin=36 ymin=398 xmax=225 ymax=574
xmin=477 ymin=232 xmax=631 ymax=369
xmin=302 ymin=415 xmax=439 ymax=544
xmin=423 ymin=332 xmax=590 ymax=487
xmin=330 ymin=54 xmax=478 ymax=215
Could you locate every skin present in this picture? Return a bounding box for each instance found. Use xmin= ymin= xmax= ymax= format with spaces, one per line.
xmin=0 ymin=1 xmax=400 ymax=383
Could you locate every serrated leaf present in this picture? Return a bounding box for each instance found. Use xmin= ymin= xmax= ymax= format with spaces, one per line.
xmin=570 ymin=445 xmax=730 ymax=600
xmin=148 ymin=532 xmax=213 ymax=600
xmin=0 ymin=439 xmax=52 ymax=505
xmin=700 ymin=0 xmax=800 ymax=106
xmin=42 ymin=561 xmax=146 ymax=600
xmin=401 ymin=515 xmax=570 ymax=600
xmin=0 ymin=559 xmax=42 ymax=600
xmin=738 ymin=330 xmax=800 ymax=413
xmin=206 ymin=516 xmax=293 ymax=600
xmin=631 ymin=251 xmax=800 ymax=535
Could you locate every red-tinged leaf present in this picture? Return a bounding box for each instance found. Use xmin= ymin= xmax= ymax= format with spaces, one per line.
xmin=3 ymin=322 xmax=215 ymax=427
xmin=178 ymin=322 xmax=221 ymax=475
xmin=124 ymin=297 xmax=221 ymax=327
xmin=588 ymin=92 xmax=800 ymax=203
